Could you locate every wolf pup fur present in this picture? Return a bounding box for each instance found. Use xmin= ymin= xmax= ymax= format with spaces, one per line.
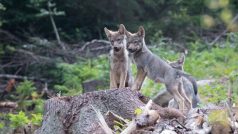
xmin=167 ymin=53 xmax=200 ymax=108
xmin=126 ymin=26 xmax=192 ymax=110
xmin=168 ymin=53 xmax=197 ymax=94
xmin=104 ymin=24 xmax=133 ymax=89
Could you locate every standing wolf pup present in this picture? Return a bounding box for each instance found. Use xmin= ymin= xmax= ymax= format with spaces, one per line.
xmin=125 ymin=26 xmax=192 ymax=110
xmin=104 ymin=24 xmax=133 ymax=89
xmin=167 ymin=53 xmax=200 ymax=108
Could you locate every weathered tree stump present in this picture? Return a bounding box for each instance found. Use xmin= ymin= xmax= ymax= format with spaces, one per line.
xmin=35 ymin=88 xmax=144 ymax=134
xmin=82 ymin=79 xmax=108 ymax=93
xmin=35 ymin=87 xmax=187 ymax=134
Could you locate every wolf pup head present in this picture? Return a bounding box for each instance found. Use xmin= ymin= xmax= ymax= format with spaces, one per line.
xmin=104 ymin=24 xmax=126 ymax=52
xmin=169 ymin=53 xmax=185 ymax=70
xmin=126 ymin=26 xmax=145 ymax=53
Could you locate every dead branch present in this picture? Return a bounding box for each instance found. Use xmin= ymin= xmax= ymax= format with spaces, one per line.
xmin=77 ymin=39 xmax=111 ymax=58
xmin=210 ymin=13 xmax=238 ymax=45
xmin=5 ymin=79 xmax=16 ymax=92
xmin=226 ymin=102 xmax=238 ymax=133
xmin=0 ymin=29 xmax=22 ymax=45
xmin=16 ymin=49 xmax=53 ymax=63
xmin=0 ymin=101 xmax=18 ymax=108
xmin=0 ymin=74 xmax=48 ymax=82
xmin=121 ymin=120 xmax=137 ymax=134
xmin=106 ymin=111 xmax=129 ymax=125
xmin=92 ymin=105 xmax=113 ymax=134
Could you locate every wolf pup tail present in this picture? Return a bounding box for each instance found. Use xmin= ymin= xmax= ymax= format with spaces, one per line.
xmin=192 ymin=93 xmax=201 ymax=108
xmin=176 ymin=70 xmax=198 ymax=95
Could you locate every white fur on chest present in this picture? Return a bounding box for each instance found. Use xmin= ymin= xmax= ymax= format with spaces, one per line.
xmin=110 ymin=49 xmax=129 ymax=70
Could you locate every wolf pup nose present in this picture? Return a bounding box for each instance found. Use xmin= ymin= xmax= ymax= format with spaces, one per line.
xmin=113 ymin=46 xmax=121 ymax=52
xmin=104 ymin=24 xmax=133 ymax=89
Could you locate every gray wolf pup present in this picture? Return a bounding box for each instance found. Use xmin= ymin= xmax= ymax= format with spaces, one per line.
xmin=167 ymin=53 xmax=200 ymax=108
xmin=125 ymin=26 xmax=192 ymax=110
xmin=153 ymin=53 xmax=200 ymax=108
xmin=104 ymin=24 xmax=133 ymax=89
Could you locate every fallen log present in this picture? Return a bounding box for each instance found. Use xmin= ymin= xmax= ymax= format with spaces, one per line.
xmin=0 ymin=101 xmax=18 ymax=109
xmin=77 ymin=39 xmax=111 ymax=58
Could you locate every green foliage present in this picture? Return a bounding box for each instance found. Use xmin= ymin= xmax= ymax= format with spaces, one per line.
xmin=1 ymin=0 xmax=237 ymax=41
xmin=14 ymin=80 xmax=44 ymax=113
xmin=199 ymin=83 xmax=227 ymax=103
xmin=0 ymin=122 xmax=4 ymax=129
xmin=54 ymin=56 xmax=109 ymax=95
xmin=8 ymin=111 xmax=30 ymax=128
xmin=32 ymin=99 xmax=44 ymax=113
xmin=134 ymin=108 xmax=143 ymax=116
xmin=113 ymin=118 xmax=130 ymax=133
xmin=185 ymin=44 xmax=238 ymax=78
xmin=8 ymin=111 xmax=42 ymax=128
xmin=16 ymin=80 xmax=36 ymax=99
xmin=31 ymin=113 xmax=43 ymax=126
xmin=208 ymin=110 xmax=229 ymax=125
xmin=37 ymin=1 xmax=65 ymax=17
xmin=228 ymin=70 xmax=238 ymax=103
xmin=0 ymin=3 xmax=6 ymax=27
xmin=141 ymin=78 xmax=164 ymax=97
xmin=0 ymin=3 xmax=5 ymax=10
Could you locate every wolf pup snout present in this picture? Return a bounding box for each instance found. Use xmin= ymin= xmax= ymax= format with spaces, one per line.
xmin=126 ymin=43 xmax=137 ymax=53
xmin=113 ymin=46 xmax=121 ymax=52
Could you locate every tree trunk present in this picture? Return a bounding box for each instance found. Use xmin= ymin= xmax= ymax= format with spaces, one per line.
xmin=35 ymin=88 xmax=144 ymax=134
xmin=47 ymin=1 xmax=66 ymax=50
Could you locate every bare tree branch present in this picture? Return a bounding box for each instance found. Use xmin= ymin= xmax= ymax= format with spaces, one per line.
xmin=0 ymin=74 xmax=48 ymax=82
xmin=210 ymin=13 xmax=238 ymax=45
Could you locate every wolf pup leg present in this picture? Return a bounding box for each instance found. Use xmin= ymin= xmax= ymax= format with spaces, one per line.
xmin=131 ymin=68 xmax=146 ymax=91
xmin=178 ymin=78 xmax=192 ymax=109
xmin=110 ymin=71 xmax=118 ymax=89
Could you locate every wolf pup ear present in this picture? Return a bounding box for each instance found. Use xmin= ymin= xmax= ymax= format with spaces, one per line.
xmin=178 ymin=53 xmax=185 ymax=64
xmin=125 ymin=30 xmax=131 ymax=37
xmin=104 ymin=27 xmax=111 ymax=38
xmin=138 ymin=26 xmax=145 ymax=37
xmin=118 ymin=24 xmax=126 ymax=35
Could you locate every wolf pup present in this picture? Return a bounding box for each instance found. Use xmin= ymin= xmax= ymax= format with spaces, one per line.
xmin=126 ymin=26 xmax=191 ymax=110
xmin=104 ymin=24 xmax=133 ymax=89
xmin=168 ymin=53 xmax=198 ymax=99
xmin=153 ymin=53 xmax=200 ymax=108
xmin=167 ymin=53 xmax=200 ymax=108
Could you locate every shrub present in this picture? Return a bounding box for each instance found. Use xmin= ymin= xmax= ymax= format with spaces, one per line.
xmin=16 ymin=80 xmax=36 ymax=99
xmin=54 ymin=55 xmax=109 ymax=95
xmin=8 ymin=111 xmax=43 ymax=128
xmin=8 ymin=111 xmax=30 ymax=128
xmin=199 ymin=83 xmax=227 ymax=103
